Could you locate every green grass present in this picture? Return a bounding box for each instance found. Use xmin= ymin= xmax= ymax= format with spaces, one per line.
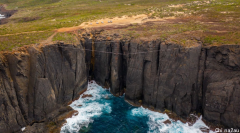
xmin=0 ymin=31 xmax=53 ymax=51
xmin=0 ymin=0 xmax=239 ymax=50
xmin=52 ymin=32 xmax=78 ymax=44
xmin=1 ymin=0 xmax=215 ymax=35
xmin=203 ymin=32 xmax=240 ymax=46
xmin=124 ymin=21 xmax=205 ymax=39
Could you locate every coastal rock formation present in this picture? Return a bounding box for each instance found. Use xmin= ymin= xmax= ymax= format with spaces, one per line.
xmin=83 ymin=37 xmax=202 ymax=115
xmin=82 ymin=34 xmax=240 ymax=128
xmin=0 ymin=43 xmax=88 ymax=132
xmin=1 ymin=34 xmax=240 ymax=132
xmin=203 ymin=45 xmax=240 ymax=128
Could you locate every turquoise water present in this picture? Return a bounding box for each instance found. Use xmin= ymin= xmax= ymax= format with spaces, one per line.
xmin=61 ymin=81 xmax=212 ymax=133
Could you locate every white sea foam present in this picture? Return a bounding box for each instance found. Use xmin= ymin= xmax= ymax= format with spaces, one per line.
xmin=21 ymin=127 xmax=25 ymax=131
xmin=130 ymin=107 xmax=213 ymax=133
xmin=0 ymin=14 xmax=5 ymax=19
xmin=60 ymin=81 xmax=113 ymax=133
xmin=61 ymin=81 xmax=215 ymax=133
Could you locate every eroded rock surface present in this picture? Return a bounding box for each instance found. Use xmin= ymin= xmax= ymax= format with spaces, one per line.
xmin=0 ymin=43 xmax=88 ymax=132
xmin=1 ymin=34 xmax=240 ymax=132
xmin=203 ymin=45 xmax=240 ymax=128
xmin=82 ymin=34 xmax=240 ymax=128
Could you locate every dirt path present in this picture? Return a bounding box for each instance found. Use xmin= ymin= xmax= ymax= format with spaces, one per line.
xmin=56 ymin=14 xmax=174 ymax=32
xmin=0 ymin=30 xmax=46 ymax=36
xmin=0 ymin=13 xmax=172 ymax=37
xmin=40 ymin=32 xmax=57 ymax=44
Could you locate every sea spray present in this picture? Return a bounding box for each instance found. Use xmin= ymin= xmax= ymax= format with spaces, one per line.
xmin=61 ymin=81 xmax=214 ymax=133
xmin=130 ymin=107 xmax=211 ymax=133
xmin=0 ymin=14 xmax=5 ymax=19
xmin=61 ymin=81 xmax=113 ymax=133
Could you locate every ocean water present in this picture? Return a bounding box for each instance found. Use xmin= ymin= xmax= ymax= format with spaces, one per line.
xmin=61 ymin=81 xmax=213 ymax=133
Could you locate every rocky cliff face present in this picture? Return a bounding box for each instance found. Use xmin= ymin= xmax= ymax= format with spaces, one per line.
xmin=0 ymin=43 xmax=88 ymax=132
xmin=82 ymin=34 xmax=240 ymax=128
xmin=1 ymin=35 xmax=240 ymax=132
xmin=203 ymin=45 xmax=240 ymax=128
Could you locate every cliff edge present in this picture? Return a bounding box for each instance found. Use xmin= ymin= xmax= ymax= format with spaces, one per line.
xmin=1 ymin=34 xmax=240 ymax=132
xmin=82 ymin=33 xmax=240 ymax=128
xmin=0 ymin=43 xmax=88 ymax=132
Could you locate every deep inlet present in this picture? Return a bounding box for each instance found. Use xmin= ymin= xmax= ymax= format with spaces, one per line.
xmin=0 ymin=33 xmax=240 ymax=132
xmin=61 ymin=81 xmax=211 ymax=133
xmin=82 ymin=34 xmax=240 ymax=129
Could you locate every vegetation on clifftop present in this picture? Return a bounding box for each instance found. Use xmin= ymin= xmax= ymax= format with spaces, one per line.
xmin=0 ymin=0 xmax=239 ymax=50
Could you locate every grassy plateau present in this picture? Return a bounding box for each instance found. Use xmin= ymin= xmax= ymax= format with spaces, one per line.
xmin=0 ymin=0 xmax=239 ymax=50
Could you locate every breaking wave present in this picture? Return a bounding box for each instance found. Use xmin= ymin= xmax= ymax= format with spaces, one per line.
xmin=130 ymin=107 xmax=212 ymax=133
xmin=61 ymin=81 xmax=113 ymax=133
xmin=61 ymin=81 xmax=214 ymax=133
xmin=0 ymin=14 xmax=5 ymax=19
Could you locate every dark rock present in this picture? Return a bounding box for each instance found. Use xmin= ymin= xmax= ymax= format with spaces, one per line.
xmin=84 ymin=35 xmax=240 ymax=128
xmin=81 ymin=38 xmax=93 ymax=79
xmin=23 ymin=123 xmax=47 ymax=133
xmin=6 ymin=51 xmax=30 ymax=122
xmin=163 ymin=120 xmax=172 ymax=124
xmin=82 ymin=94 xmax=93 ymax=98
xmin=92 ymin=39 xmax=112 ymax=87
xmin=0 ymin=54 xmax=26 ymax=132
xmin=1 ymin=34 xmax=240 ymax=132
xmin=203 ymin=45 xmax=240 ymax=128
xmin=110 ymin=40 xmax=123 ymax=96
xmin=34 ymin=78 xmax=57 ymax=121
xmin=0 ymin=43 xmax=88 ymax=132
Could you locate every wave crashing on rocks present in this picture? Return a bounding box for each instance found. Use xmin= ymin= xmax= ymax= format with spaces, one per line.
xmin=0 ymin=14 xmax=5 ymax=19
xmin=61 ymin=81 xmax=213 ymax=133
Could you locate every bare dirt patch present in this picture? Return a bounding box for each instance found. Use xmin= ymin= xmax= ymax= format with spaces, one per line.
xmin=40 ymin=32 xmax=57 ymax=44
xmin=56 ymin=13 xmax=176 ymax=32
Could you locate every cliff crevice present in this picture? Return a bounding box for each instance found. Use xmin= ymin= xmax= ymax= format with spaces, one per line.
xmin=1 ymin=34 xmax=240 ymax=132
xmin=83 ymin=33 xmax=240 ymax=128
xmin=0 ymin=43 xmax=88 ymax=132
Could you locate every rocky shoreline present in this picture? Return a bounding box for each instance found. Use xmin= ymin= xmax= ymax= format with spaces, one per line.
xmin=82 ymin=33 xmax=240 ymax=129
xmin=0 ymin=33 xmax=240 ymax=132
